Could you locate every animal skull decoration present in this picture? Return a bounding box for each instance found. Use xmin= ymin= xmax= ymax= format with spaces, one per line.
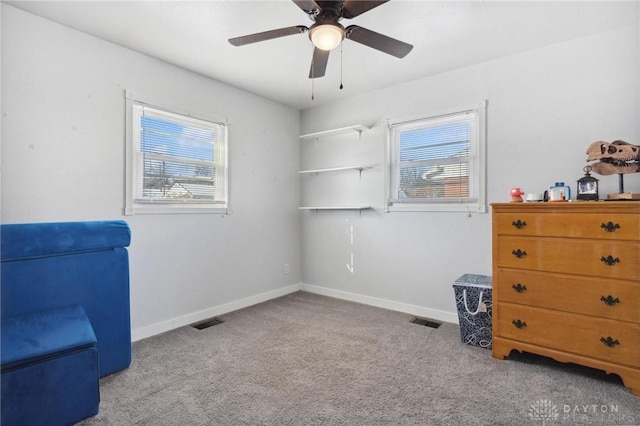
xmin=585 ymin=140 xmax=640 ymax=175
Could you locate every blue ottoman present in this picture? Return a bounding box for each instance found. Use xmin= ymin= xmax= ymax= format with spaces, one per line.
xmin=1 ymin=305 xmax=100 ymax=425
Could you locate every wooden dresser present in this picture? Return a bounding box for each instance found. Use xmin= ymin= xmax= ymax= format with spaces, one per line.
xmin=491 ymin=202 xmax=640 ymax=396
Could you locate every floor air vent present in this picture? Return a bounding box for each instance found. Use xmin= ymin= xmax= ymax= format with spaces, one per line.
xmin=192 ymin=317 xmax=224 ymax=330
xmin=410 ymin=317 xmax=441 ymax=328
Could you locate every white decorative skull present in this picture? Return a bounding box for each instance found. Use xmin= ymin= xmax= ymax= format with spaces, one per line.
xmin=585 ymin=140 xmax=640 ymax=175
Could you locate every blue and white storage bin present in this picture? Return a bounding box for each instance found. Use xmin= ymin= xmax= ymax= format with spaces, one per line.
xmin=453 ymin=274 xmax=492 ymax=349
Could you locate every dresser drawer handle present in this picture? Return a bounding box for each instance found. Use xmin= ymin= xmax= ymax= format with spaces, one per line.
xmin=601 ymin=222 xmax=620 ymax=232
xmin=512 ymin=249 xmax=527 ymax=258
xmin=512 ymin=319 xmax=527 ymax=329
xmin=511 ymin=220 xmax=527 ymax=229
xmin=600 ymin=336 xmax=620 ymax=348
xmin=600 ymin=295 xmax=621 ymax=306
xmin=600 ymin=255 xmax=620 ymax=266
xmin=512 ymin=283 xmax=527 ymax=293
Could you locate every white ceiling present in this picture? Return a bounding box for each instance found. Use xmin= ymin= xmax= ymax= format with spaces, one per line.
xmin=6 ymin=1 xmax=639 ymax=110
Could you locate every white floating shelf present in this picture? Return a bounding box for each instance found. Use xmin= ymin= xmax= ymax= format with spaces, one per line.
xmin=299 ymin=124 xmax=367 ymax=141
xmin=298 ymin=206 xmax=372 ymax=211
xmin=299 ymin=165 xmax=373 ymax=174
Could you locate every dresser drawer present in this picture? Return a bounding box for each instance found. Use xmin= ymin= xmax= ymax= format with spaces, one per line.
xmin=496 ymin=303 xmax=640 ymax=368
xmin=496 ymin=268 xmax=640 ymax=323
xmin=496 ymin=236 xmax=639 ymax=280
xmin=495 ymin=212 xmax=640 ymax=241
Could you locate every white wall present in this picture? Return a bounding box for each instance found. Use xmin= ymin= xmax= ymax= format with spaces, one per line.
xmin=1 ymin=5 xmax=302 ymax=340
xmin=3 ymin=4 xmax=639 ymax=338
xmin=300 ymin=22 xmax=640 ymax=323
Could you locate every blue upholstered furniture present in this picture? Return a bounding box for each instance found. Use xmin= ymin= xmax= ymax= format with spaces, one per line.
xmin=2 ymin=305 xmax=100 ymax=425
xmin=1 ymin=220 xmax=132 ymax=425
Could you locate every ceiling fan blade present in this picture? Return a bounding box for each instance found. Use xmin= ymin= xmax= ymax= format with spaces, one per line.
xmin=345 ymin=25 xmax=413 ymax=58
xmin=341 ymin=0 xmax=389 ymax=19
xmin=292 ymin=0 xmax=321 ymax=14
xmin=309 ymin=47 xmax=330 ymax=79
xmin=229 ymin=26 xmax=308 ymax=46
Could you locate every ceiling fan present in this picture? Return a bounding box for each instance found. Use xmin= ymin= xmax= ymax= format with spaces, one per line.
xmin=228 ymin=0 xmax=413 ymax=79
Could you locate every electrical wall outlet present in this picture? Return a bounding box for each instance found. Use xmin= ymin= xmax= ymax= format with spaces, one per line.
xmin=284 ymin=264 xmax=290 ymax=274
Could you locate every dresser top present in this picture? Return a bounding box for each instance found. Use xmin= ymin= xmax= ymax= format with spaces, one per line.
xmin=491 ymin=201 xmax=640 ymax=214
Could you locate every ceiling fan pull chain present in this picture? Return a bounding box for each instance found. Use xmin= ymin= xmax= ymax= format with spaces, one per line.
xmin=339 ymin=42 xmax=344 ymax=90
xmin=311 ymin=44 xmax=315 ymax=100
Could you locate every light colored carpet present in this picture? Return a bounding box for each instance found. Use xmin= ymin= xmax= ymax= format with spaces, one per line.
xmin=80 ymin=291 xmax=640 ymax=425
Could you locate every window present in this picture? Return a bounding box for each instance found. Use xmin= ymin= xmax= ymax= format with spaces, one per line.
xmin=386 ymin=102 xmax=486 ymax=213
xmin=125 ymin=92 xmax=228 ymax=215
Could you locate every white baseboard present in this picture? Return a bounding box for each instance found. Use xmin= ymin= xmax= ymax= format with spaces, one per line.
xmin=300 ymin=283 xmax=459 ymax=325
xmin=132 ymin=282 xmax=459 ymax=342
xmin=131 ymin=283 xmax=302 ymax=341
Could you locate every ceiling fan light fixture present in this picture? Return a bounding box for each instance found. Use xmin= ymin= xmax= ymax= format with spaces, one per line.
xmin=309 ymin=24 xmax=344 ymax=51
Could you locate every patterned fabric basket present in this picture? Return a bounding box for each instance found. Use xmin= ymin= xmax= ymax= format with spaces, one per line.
xmin=453 ymin=274 xmax=493 ymax=349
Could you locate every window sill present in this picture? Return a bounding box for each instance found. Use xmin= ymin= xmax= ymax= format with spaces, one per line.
xmin=299 ymin=206 xmax=371 ymax=210
xmin=124 ymin=204 xmax=229 ymax=215
xmin=387 ymin=203 xmax=487 ymax=213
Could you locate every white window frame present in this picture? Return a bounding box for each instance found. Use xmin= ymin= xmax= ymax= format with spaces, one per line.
xmin=384 ymin=101 xmax=487 ymax=213
xmin=125 ymin=91 xmax=229 ymax=215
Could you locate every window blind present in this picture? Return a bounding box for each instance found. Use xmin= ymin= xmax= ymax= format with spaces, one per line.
xmin=391 ymin=111 xmax=476 ymax=203
xmin=134 ymin=104 xmax=225 ymax=203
